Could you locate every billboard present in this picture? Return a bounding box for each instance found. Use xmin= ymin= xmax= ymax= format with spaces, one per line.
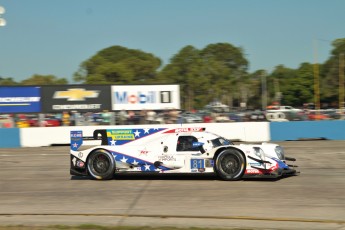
xmin=111 ymin=85 xmax=180 ymax=110
xmin=41 ymin=85 xmax=111 ymax=113
xmin=0 ymin=87 xmax=41 ymax=113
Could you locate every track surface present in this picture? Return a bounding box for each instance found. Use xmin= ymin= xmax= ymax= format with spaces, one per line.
xmin=0 ymin=141 xmax=344 ymax=229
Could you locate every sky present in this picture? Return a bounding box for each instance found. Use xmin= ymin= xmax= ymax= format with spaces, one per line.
xmin=0 ymin=0 xmax=344 ymax=83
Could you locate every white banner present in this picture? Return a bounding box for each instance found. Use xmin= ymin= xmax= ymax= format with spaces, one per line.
xmin=111 ymin=85 xmax=180 ymax=110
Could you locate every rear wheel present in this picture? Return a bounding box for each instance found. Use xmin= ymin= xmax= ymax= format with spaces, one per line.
xmin=87 ymin=149 xmax=115 ymax=180
xmin=215 ymin=148 xmax=245 ymax=181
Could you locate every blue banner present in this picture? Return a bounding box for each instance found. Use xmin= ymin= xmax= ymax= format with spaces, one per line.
xmin=0 ymin=87 xmax=41 ymax=113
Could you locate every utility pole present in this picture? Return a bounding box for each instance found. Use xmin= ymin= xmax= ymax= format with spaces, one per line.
xmin=339 ymin=53 xmax=344 ymax=118
xmin=313 ymin=40 xmax=321 ymax=111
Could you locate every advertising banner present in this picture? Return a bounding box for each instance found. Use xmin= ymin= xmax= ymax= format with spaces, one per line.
xmin=0 ymin=87 xmax=41 ymax=113
xmin=111 ymin=85 xmax=180 ymax=110
xmin=41 ymin=85 xmax=111 ymax=113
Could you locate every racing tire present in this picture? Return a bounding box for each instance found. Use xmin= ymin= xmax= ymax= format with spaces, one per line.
xmin=87 ymin=149 xmax=115 ymax=180
xmin=214 ymin=148 xmax=246 ymax=181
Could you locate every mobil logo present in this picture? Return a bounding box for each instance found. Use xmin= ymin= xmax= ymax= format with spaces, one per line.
xmin=115 ymin=91 xmax=156 ymax=104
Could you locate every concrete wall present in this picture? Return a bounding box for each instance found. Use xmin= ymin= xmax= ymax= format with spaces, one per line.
xmin=270 ymin=120 xmax=345 ymax=141
xmin=2 ymin=122 xmax=270 ymax=148
xmin=1 ymin=120 xmax=345 ymax=148
xmin=0 ymin=128 xmax=20 ymax=148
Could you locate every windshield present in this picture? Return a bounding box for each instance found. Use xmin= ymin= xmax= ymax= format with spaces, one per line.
xmin=211 ymin=137 xmax=233 ymax=147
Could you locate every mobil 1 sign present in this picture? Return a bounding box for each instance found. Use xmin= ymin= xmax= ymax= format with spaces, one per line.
xmin=111 ymin=85 xmax=180 ymax=110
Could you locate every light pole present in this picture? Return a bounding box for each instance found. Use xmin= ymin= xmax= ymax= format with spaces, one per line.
xmin=261 ymin=71 xmax=267 ymax=111
xmin=0 ymin=5 xmax=6 ymax=27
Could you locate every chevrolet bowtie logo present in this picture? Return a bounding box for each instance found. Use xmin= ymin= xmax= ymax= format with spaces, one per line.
xmin=53 ymin=88 xmax=99 ymax=101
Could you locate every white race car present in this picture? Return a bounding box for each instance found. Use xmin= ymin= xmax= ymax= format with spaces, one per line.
xmin=70 ymin=127 xmax=298 ymax=180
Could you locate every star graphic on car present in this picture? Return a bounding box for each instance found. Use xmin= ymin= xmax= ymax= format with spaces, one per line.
xmin=110 ymin=139 xmax=116 ymax=146
xmin=134 ymin=130 xmax=141 ymax=137
xmin=144 ymin=128 xmax=150 ymax=134
xmin=72 ymin=142 xmax=78 ymax=148
xmin=144 ymin=163 xmax=151 ymax=171
xmin=132 ymin=159 xmax=139 ymax=166
xmin=120 ymin=156 xmax=128 ymax=163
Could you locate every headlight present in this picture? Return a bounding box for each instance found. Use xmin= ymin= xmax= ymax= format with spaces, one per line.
xmin=253 ymin=147 xmax=264 ymax=159
xmin=275 ymin=146 xmax=285 ymax=160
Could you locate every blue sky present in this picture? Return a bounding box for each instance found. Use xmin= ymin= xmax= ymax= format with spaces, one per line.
xmin=0 ymin=0 xmax=344 ymax=82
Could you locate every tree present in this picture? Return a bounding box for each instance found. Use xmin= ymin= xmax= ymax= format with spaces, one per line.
xmin=200 ymin=43 xmax=249 ymax=108
xmin=158 ymin=43 xmax=249 ymax=110
xmin=158 ymin=46 xmax=210 ymax=110
xmin=319 ymin=38 xmax=345 ymax=107
xmin=73 ymin=46 xmax=161 ymax=84
xmin=0 ymin=77 xmax=18 ymax=85
xmin=20 ymin=74 xmax=68 ymax=85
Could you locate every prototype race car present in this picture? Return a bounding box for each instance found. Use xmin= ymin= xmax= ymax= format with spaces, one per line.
xmin=70 ymin=127 xmax=298 ymax=180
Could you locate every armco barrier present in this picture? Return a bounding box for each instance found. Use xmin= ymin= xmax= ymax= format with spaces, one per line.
xmin=19 ymin=122 xmax=270 ymax=147
xmin=0 ymin=128 xmax=20 ymax=148
xmin=270 ymin=120 xmax=345 ymax=141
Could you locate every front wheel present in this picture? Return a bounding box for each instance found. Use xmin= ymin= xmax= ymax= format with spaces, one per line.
xmin=87 ymin=149 xmax=115 ymax=180
xmin=215 ymin=148 xmax=245 ymax=181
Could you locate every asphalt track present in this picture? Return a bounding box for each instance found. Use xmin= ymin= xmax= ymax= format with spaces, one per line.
xmin=0 ymin=141 xmax=344 ymax=230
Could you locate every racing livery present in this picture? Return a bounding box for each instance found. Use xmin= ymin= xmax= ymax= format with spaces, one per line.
xmin=70 ymin=127 xmax=298 ymax=180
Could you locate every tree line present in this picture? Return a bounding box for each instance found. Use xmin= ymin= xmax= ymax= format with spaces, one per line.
xmin=1 ymin=38 xmax=345 ymax=110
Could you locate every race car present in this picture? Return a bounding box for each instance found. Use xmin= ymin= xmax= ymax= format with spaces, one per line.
xmin=70 ymin=127 xmax=298 ymax=180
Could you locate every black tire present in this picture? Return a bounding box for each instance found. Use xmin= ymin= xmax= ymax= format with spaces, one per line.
xmin=87 ymin=149 xmax=115 ymax=180
xmin=214 ymin=148 xmax=246 ymax=181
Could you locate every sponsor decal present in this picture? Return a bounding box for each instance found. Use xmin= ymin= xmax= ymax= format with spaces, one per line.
xmin=41 ymin=86 xmax=111 ymax=112
xmin=198 ymin=168 xmax=205 ymax=172
xmin=76 ymin=161 xmax=85 ymax=168
xmin=164 ymin=127 xmax=204 ymax=133
xmin=111 ymin=85 xmax=180 ymax=110
xmin=192 ymin=142 xmax=204 ymax=148
xmin=249 ymin=162 xmax=262 ymax=166
xmin=139 ymin=150 xmax=149 ymax=156
xmin=106 ymin=128 xmax=166 ymax=145
xmin=52 ymin=104 xmax=101 ymax=110
xmin=115 ymin=91 xmax=156 ymax=104
xmin=191 ymin=169 xmax=198 ymax=173
xmin=245 ymin=169 xmax=262 ymax=174
xmin=107 ymin=129 xmax=135 ymax=140
xmin=0 ymin=87 xmax=41 ymax=113
xmin=158 ymin=155 xmax=176 ymax=161
xmin=205 ymin=159 xmax=214 ymax=167
xmin=0 ymin=97 xmax=40 ymax=103
xmin=53 ymin=88 xmax=99 ymax=101
xmin=70 ymin=131 xmax=83 ymax=151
